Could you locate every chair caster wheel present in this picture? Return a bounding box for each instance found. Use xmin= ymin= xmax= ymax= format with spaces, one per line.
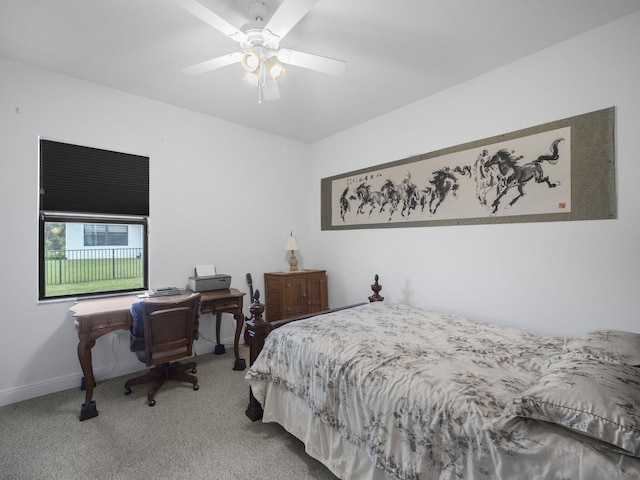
xmin=191 ymin=368 xmax=197 ymax=374
xmin=124 ymin=387 xmax=131 ymax=395
xmin=148 ymin=399 xmax=156 ymax=407
xmin=193 ymin=384 xmax=199 ymax=391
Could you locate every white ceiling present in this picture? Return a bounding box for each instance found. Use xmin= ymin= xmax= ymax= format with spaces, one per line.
xmin=2 ymin=0 xmax=640 ymax=143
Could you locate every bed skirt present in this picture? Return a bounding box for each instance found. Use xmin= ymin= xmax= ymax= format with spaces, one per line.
xmin=262 ymin=382 xmax=394 ymax=480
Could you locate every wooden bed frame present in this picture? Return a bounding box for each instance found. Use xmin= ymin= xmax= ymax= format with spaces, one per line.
xmin=244 ymin=274 xmax=384 ymax=421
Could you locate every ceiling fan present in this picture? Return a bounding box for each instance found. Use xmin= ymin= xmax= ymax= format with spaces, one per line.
xmin=172 ymin=0 xmax=346 ymax=102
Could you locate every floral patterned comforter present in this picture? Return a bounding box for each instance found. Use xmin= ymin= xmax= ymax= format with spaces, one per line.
xmin=245 ymin=302 xmax=639 ymax=479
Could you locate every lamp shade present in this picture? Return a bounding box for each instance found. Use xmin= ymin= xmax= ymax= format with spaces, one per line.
xmin=243 ymin=70 xmax=260 ymax=86
xmin=241 ymin=50 xmax=261 ymax=72
xmin=284 ymin=233 xmax=299 ymax=251
xmin=264 ymin=56 xmax=286 ymax=81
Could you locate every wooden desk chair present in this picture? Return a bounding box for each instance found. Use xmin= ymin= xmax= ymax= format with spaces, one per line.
xmin=124 ymin=293 xmax=201 ymax=406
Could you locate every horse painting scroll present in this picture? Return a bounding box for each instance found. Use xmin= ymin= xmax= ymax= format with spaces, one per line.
xmin=321 ymin=107 xmax=616 ymax=230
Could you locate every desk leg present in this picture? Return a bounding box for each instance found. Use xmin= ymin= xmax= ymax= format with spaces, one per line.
xmin=77 ymin=339 xmax=99 ymax=421
xmin=214 ymin=313 xmax=226 ymax=355
xmin=232 ymin=312 xmax=246 ymax=371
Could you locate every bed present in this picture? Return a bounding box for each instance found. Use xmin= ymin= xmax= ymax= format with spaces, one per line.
xmin=244 ymin=277 xmax=640 ymax=480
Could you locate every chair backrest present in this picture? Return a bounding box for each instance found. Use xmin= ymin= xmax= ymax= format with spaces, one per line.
xmin=139 ymin=293 xmax=201 ymax=367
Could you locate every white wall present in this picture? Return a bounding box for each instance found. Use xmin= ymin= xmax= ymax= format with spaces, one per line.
xmin=2 ymin=11 xmax=639 ymax=407
xmin=310 ymin=12 xmax=640 ymax=336
xmin=0 ymin=58 xmax=312 ymax=406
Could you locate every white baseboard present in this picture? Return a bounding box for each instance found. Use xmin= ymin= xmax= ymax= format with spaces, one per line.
xmin=0 ymin=372 xmax=83 ymax=408
xmin=0 ymin=337 xmax=231 ymax=407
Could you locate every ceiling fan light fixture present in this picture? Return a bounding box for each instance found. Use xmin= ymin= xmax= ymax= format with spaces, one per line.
xmin=243 ymin=70 xmax=261 ymax=86
xmin=264 ymin=56 xmax=286 ymax=81
xmin=241 ymin=50 xmax=261 ymax=72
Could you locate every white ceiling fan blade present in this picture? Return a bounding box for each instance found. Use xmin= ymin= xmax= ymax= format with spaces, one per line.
xmin=262 ymin=76 xmax=280 ymax=101
xmin=264 ymin=0 xmax=319 ymax=40
xmin=277 ymin=49 xmax=346 ymax=76
xmin=183 ymin=52 xmax=242 ymax=75
xmin=172 ymin=0 xmax=248 ymax=44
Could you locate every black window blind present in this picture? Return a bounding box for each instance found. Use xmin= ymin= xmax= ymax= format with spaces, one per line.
xmin=40 ymin=139 xmax=149 ymax=216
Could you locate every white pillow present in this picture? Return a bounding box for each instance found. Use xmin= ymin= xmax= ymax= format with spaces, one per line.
xmin=505 ymin=354 xmax=640 ymax=457
xmin=563 ymin=330 xmax=640 ymax=366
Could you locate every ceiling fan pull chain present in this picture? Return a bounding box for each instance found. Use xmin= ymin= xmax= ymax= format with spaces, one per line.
xmin=259 ymin=59 xmax=266 ymax=104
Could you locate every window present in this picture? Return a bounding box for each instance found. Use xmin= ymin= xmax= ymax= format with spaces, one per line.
xmin=39 ymin=139 xmax=149 ymax=300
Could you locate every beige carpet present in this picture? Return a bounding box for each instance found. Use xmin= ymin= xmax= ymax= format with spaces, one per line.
xmin=0 ymin=344 xmax=338 ymax=480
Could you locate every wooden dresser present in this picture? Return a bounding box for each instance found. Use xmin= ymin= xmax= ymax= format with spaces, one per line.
xmin=264 ymin=269 xmax=328 ymax=322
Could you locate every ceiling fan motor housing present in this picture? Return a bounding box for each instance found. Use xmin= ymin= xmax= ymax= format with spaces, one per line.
xmin=240 ymin=1 xmax=281 ymax=61
xmin=241 ymin=26 xmax=280 ymax=60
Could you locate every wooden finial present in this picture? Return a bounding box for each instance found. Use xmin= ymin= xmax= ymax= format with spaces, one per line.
xmin=368 ymin=274 xmax=384 ymax=302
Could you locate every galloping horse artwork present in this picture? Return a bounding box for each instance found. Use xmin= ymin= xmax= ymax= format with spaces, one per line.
xmin=351 ymin=182 xmax=382 ymax=217
xmin=483 ymin=138 xmax=564 ymax=214
xmin=323 ymin=107 xmax=615 ymax=229
xmin=327 ymin=125 xmax=579 ymax=227
xmin=421 ymin=165 xmax=471 ymax=215
xmin=473 ymin=149 xmax=498 ymax=208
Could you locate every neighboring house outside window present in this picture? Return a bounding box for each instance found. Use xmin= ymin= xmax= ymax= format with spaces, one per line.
xmin=83 ymin=224 xmax=129 ymax=247
xmin=63 ymin=223 xmax=144 ymax=256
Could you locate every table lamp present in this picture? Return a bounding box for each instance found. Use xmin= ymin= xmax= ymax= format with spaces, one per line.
xmin=284 ymin=231 xmax=300 ymax=272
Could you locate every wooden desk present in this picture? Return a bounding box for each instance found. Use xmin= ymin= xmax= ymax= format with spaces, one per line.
xmin=70 ymin=288 xmax=246 ymax=421
xmin=198 ymin=289 xmax=247 ymax=372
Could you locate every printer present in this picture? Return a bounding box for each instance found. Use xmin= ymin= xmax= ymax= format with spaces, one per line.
xmin=189 ymin=274 xmax=231 ymax=292
xmin=188 ymin=264 xmax=231 ymax=292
